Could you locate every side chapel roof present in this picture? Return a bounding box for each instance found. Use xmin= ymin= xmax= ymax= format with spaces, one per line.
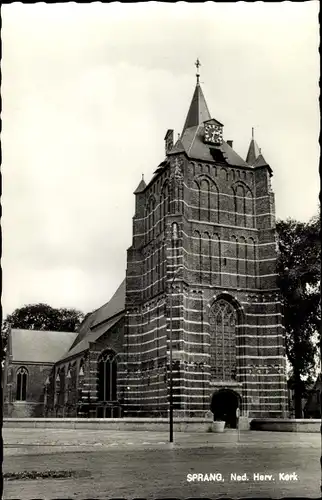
xmin=9 ymin=329 xmax=78 ymax=364
xmin=58 ymin=279 xmax=126 ymax=362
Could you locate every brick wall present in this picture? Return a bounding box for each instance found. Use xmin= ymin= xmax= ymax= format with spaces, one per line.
xmin=4 ymin=362 xmax=53 ymax=417
xmin=124 ymin=152 xmax=288 ymax=418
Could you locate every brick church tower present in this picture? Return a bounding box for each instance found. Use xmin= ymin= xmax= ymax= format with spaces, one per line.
xmin=123 ymin=65 xmax=288 ymax=422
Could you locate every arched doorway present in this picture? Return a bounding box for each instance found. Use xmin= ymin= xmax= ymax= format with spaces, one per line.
xmin=211 ymin=389 xmax=240 ymax=429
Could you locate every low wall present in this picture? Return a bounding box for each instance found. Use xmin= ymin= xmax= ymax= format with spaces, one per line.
xmin=4 ymin=402 xmax=44 ymax=418
xmin=4 ymin=418 xmax=320 ymax=432
xmin=251 ymin=418 xmax=321 ymax=433
xmin=3 ymin=417 xmax=213 ymax=432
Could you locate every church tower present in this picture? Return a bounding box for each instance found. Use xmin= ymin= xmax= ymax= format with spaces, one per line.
xmin=124 ymin=62 xmax=288 ymax=422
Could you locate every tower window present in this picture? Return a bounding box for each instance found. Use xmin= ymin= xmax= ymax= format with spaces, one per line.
xmin=209 ymin=299 xmax=237 ymax=381
xmin=16 ymin=367 xmax=28 ymax=401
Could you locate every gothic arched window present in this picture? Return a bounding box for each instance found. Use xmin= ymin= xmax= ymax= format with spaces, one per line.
xmin=160 ymin=181 xmax=169 ymax=233
xmin=192 ymin=180 xmax=201 ymax=220
xmin=16 ymin=367 xmax=28 ymax=401
xmin=238 ymin=236 xmax=247 ymax=288
xmin=245 ymin=188 xmax=254 ymax=228
xmin=192 ymin=230 xmax=202 ymax=282
xmin=209 ymin=300 xmax=237 ymax=381
xmin=210 ymin=181 xmax=219 ymax=223
xmin=151 ymin=197 xmax=155 ymax=238
xmin=247 ymin=237 xmax=257 ymax=288
xmin=230 ymin=235 xmax=238 ymax=288
xmin=98 ymin=351 xmax=117 ymax=402
xmin=234 ymin=185 xmax=246 ymax=227
xmin=212 ymin=233 xmax=221 ymax=286
xmin=202 ymin=231 xmax=211 ymax=285
xmin=200 ymin=178 xmax=210 ymax=221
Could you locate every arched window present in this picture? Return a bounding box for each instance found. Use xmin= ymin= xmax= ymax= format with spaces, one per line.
xmin=230 ymin=235 xmax=238 ymax=288
xmin=209 ymin=300 xmax=237 ymax=381
xmin=160 ymin=182 xmax=169 ymax=233
xmin=247 ymin=237 xmax=257 ymax=288
xmin=156 ymin=247 xmax=161 ymax=292
xmin=151 ymin=197 xmax=155 ymax=238
xmin=171 ymin=223 xmax=179 ymax=274
xmin=149 ymin=252 xmax=153 ymax=297
xmin=202 ymin=232 xmax=211 ymax=285
xmin=192 ymin=230 xmax=202 ymax=282
xmin=209 ymin=181 xmax=219 ymax=223
xmin=200 ymin=178 xmax=210 ymax=221
xmin=238 ymin=236 xmax=247 ymax=288
xmin=245 ymin=188 xmax=254 ymax=228
xmin=193 ymin=180 xmax=201 ymax=220
xmin=161 ymin=243 xmax=166 ymax=290
xmin=16 ymin=367 xmax=28 ymax=401
xmin=212 ymin=233 xmax=221 ymax=286
xmin=147 ymin=196 xmax=156 ymax=241
xmin=58 ymin=366 xmax=66 ymax=406
xmin=144 ymin=206 xmax=149 ymax=244
xmin=98 ymin=351 xmax=117 ymax=402
xmin=234 ymin=185 xmax=246 ymax=227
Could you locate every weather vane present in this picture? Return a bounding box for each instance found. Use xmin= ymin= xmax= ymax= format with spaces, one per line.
xmin=195 ymin=58 xmax=201 ymax=84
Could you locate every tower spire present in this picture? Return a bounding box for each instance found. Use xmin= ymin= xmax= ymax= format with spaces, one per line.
xmin=182 ymin=60 xmax=211 ymax=134
xmin=246 ymin=127 xmax=266 ymax=166
xmin=195 ymin=58 xmax=201 ymax=85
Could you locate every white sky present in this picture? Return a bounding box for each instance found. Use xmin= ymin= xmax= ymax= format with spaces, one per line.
xmin=2 ymin=2 xmax=320 ymax=318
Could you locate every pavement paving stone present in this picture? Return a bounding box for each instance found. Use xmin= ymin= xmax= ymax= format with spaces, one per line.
xmin=3 ymin=445 xmax=321 ymax=499
xmin=2 ymin=428 xmax=321 ymax=499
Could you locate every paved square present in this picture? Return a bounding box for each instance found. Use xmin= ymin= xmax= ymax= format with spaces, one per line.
xmin=3 ymin=428 xmax=321 ymax=499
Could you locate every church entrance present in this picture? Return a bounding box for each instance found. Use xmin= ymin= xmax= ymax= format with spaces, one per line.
xmin=211 ymin=389 xmax=240 ymax=429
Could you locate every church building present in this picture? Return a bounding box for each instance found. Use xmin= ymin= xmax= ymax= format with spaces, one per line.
xmin=4 ymin=64 xmax=288 ymax=424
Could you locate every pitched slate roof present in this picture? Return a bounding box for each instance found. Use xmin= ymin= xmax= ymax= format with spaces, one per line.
xmin=253 ymin=153 xmax=269 ymax=167
xmin=10 ymin=329 xmax=78 ymax=364
xmin=90 ymin=280 xmax=125 ymax=329
xmin=62 ymin=279 xmax=126 ymax=360
xmin=134 ymin=177 xmax=146 ymax=194
xmin=169 ymin=123 xmax=248 ymax=167
xmin=246 ymin=138 xmax=261 ymax=165
xmin=58 ymin=313 xmax=124 ymax=361
xmin=182 ymin=83 xmax=211 ymax=134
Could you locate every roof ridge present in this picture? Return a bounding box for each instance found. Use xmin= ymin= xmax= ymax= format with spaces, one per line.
xmin=11 ymin=328 xmax=75 ymax=334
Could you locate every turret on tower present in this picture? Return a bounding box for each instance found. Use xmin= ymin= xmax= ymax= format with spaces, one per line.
xmin=246 ymin=128 xmax=269 ymax=167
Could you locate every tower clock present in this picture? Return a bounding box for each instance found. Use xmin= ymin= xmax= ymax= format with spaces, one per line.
xmin=204 ymin=122 xmax=223 ymax=146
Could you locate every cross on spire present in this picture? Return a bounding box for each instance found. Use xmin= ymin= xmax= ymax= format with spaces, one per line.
xmin=195 ymin=58 xmax=201 ymax=84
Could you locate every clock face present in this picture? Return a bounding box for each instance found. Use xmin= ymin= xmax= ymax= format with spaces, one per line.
xmin=204 ymin=124 xmax=223 ymax=145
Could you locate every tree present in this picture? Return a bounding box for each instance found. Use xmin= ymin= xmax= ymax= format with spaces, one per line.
xmin=276 ymin=213 xmax=321 ymax=417
xmin=1 ymin=303 xmax=85 ymax=361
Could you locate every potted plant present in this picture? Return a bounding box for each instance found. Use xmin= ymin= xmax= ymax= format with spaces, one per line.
xmin=212 ymin=418 xmax=225 ymax=433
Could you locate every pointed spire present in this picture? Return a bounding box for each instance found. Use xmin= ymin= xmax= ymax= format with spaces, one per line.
xmin=246 ymin=127 xmax=261 ymax=165
xmin=182 ymin=60 xmax=211 ymax=134
xmin=134 ymin=174 xmax=146 ymax=194
xmin=195 ymin=58 xmax=201 ymax=84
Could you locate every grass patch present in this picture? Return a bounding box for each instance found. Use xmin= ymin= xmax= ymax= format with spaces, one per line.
xmin=4 ymin=470 xmax=84 ymax=481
